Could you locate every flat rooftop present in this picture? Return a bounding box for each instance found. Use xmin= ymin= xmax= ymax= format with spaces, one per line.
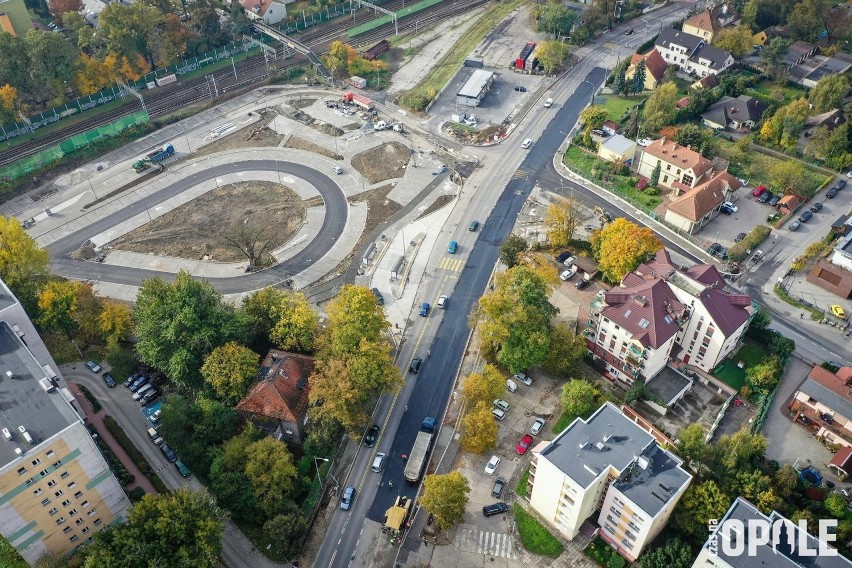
xmin=612 ymin=443 xmax=691 ymax=516
xmin=646 ymin=366 xmax=692 ymax=407
xmin=457 ymin=69 xmax=494 ymax=99
xmin=0 ymin=280 xmax=18 ymax=313
xmin=0 ymin=321 xmax=79 ymax=468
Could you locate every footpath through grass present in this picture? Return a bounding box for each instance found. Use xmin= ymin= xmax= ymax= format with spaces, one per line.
xmin=513 ymin=503 xmax=565 ymax=558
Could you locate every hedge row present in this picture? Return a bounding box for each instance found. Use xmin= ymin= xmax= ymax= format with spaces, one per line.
xmin=728 ymin=225 xmax=771 ymax=261
xmin=103 ymin=416 xmax=167 ymax=493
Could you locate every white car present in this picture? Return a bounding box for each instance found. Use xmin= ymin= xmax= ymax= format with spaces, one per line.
xmin=513 ymin=372 xmax=533 ymax=386
xmin=544 ymin=98 xmax=553 ymax=108
xmin=530 ymin=418 xmax=545 ymax=436
xmin=132 ymin=384 xmax=153 ymax=400
xmin=485 ymin=455 xmax=500 ymax=475
xmin=522 ymin=138 xmax=533 ymax=149
xmin=637 ymin=138 xmax=652 ymax=147
xmin=723 ymin=201 xmax=738 ymax=213
xmin=847 ymin=171 xmax=852 ymax=178
xmin=437 ymin=295 xmax=448 ymax=309
xmin=560 ymin=269 xmax=576 ymax=281
xmin=563 ymin=256 xmax=576 ymax=266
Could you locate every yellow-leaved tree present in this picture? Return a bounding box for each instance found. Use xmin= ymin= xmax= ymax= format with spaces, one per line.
xmin=201 ymin=342 xmax=260 ymax=404
xmin=460 ymin=401 xmax=498 ymax=454
xmin=590 ymin=218 xmax=661 ymax=282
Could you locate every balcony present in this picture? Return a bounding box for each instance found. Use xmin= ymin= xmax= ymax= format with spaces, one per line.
xmin=583 ymin=329 xmax=595 ymax=340
xmin=585 ymin=320 xmax=597 ymax=329
xmin=628 ymin=343 xmax=645 ymax=357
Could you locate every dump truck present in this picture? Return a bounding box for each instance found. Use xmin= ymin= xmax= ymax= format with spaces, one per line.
xmin=404 ymin=417 xmax=435 ymax=483
xmin=383 ymin=496 xmax=412 ymax=534
xmin=132 ymin=143 xmax=174 ymax=172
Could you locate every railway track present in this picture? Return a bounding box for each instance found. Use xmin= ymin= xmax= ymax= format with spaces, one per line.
xmin=0 ymin=0 xmax=490 ymax=169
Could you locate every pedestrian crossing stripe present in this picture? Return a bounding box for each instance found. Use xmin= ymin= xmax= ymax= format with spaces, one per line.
xmin=512 ymin=169 xmax=528 ymax=180
xmin=439 ymin=257 xmax=464 ymax=272
xmin=603 ymin=41 xmax=618 ymax=49
xmin=454 ymin=527 xmax=517 ymax=559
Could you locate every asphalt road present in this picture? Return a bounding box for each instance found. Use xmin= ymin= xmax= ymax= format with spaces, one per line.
xmin=45 ymin=160 xmax=348 ymax=292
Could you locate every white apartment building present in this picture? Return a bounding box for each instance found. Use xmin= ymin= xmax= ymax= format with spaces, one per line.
xmin=654 ymin=27 xmax=734 ymax=77
xmin=528 ymin=402 xmax=691 ymax=562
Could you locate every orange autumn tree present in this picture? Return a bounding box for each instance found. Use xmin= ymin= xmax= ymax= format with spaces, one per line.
xmin=590 ymin=217 xmax=662 ymax=282
xmin=0 ymin=84 xmax=18 ymax=124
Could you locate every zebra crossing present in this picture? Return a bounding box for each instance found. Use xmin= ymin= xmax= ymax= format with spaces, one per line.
xmin=439 ymin=257 xmax=464 ymax=272
xmin=454 ymin=527 xmax=517 ymax=559
xmin=602 ymin=41 xmax=619 ymax=50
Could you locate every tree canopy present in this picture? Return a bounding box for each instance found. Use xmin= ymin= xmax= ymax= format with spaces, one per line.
xmin=460 ymin=364 xmax=506 ymax=407
xmin=544 ymin=196 xmax=579 ymax=249
xmin=499 ymin=234 xmax=528 ymax=268
xmin=420 ymin=471 xmax=471 ymax=531
xmin=809 ymin=74 xmax=850 ymax=114
xmin=639 ymin=537 xmax=694 ymax=568
xmin=713 ymin=26 xmax=753 ymax=58
xmin=590 ymin=218 xmax=661 ymax=282
xmin=460 ymin=401 xmax=498 ymax=453
xmin=0 ymin=216 xmax=49 ymax=297
xmin=536 ymin=1 xmax=576 ymax=38
xmin=201 ymin=342 xmax=260 ymax=404
xmin=642 ymin=82 xmax=678 ymax=131
xmin=560 ymin=379 xmax=600 ymax=419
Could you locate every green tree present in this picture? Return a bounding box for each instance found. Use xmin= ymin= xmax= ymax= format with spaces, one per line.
xmin=475 ymin=266 xmax=558 ymax=373
xmin=611 ymin=67 xmax=626 ymax=97
xmin=768 ymin=160 xmax=808 ymax=196
xmin=678 ymin=423 xmax=708 ymax=465
xmin=544 ymin=196 xmax=578 ymax=249
xmin=774 ymin=464 xmax=799 ymax=498
xmin=580 ymin=105 xmax=609 ymax=133
xmin=536 ymin=40 xmax=569 ymax=75
xmin=791 ymin=509 xmax=816 ymax=533
xmin=713 ymin=25 xmax=754 ymax=58
xmin=84 ymin=488 xmax=224 ymax=568
xmin=824 ymin=492 xmax=847 ymax=518
xmin=159 ymin=394 xmax=240 ymax=474
xmin=748 ymin=305 xmax=771 ymax=334
xmin=639 ymin=537 xmax=693 ymax=568
xmin=37 ymin=280 xmax=78 ymax=335
xmin=323 ymin=41 xmax=349 ymax=76
xmin=420 ymin=471 xmax=471 ymax=531
xmin=97 ymin=300 xmax=133 ymax=346
xmin=806 ymin=124 xmax=852 ymax=170
xmin=134 ymin=271 xmax=247 ymax=390
xmin=0 ymin=33 xmax=33 ymax=96
xmin=269 ymin=291 xmax=318 ymax=352
xmin=537 ymin=1 xmax=576 ymax=38
xmin=759 ymin=37 xmax=790 ymax=84
xmin=675 ymin=481 xmax=732 ymax=541
xmin=649 ymin=162 xmax=661 ymax=187
xmin=262 ymin=504 xmax=308 ymax=559
xmin=241 ymin=287 xmax=287 ymax=351
xmin=716 ymin=428 xmax=767 ymax=471
xmin=200 ymin=342 xmax=259 ymax=404
xmin=460 ymin=364 xmax=505 ymax=407
xmin=809 ymin=74 xmax=850 ymax=113
xmin=673 ymin=123 xmax=717 ymax=157
xmin=499 ymin=233 xmax=528 ymax=268
xmin=460 ymin=401 xmax=498 ymax=453
xmin=97 ymin=3 xmax=165 ymax=69
xmin=561 ymin=379 xmax=600 ymax=418
xmin=630 ymin=59 xmax=646 ymax=95
xmin=322 ymin=284 xmax=388 ymax=354
xmin=0 ymin=216 xmax=49 ymax=299
xmin=760 ymin=97 xmax=810 ymax=150
xmin=543 ymin=323 xmax=586 ymax=377
xmin=787 ymin=0 xmax=825 ymax=42
xmin=590 ymin=218 xmax=662 ymax=282
xmin=745 ymin=356 xmax=782 ymax=392
xmin=642 ymin=82 xmax=678 ymax=131
xmin=244 ymin=437 xmax=298 ymax=518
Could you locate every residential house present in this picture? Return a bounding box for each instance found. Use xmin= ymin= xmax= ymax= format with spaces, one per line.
xmin=789 ymin=364 xmax=852 ymax=448
xmin=807 ymin=261 xmax=852 ymax=299
xmin=528 ymin=402 xmax=691 ymax=563
xmin=585 ymin=249 xmax=753 ymax=386
xmin=828 ymin=446 xmax=852 ymax=479
xmin=690 ymin=74 xmax=719 ymax=91
xmin=799 ymin=108 xmax=847 ymax=152
xmin=693 ymin=497 xmax=852 ymax=568
xmin=636 ymin=137 xmax=713 ymax=191
xmin=664 ymin=171 xmax=741 ymax=234
xmin=784 ymin=40 xmax=818 ymax=69
xmin=682 ymin=2 xmax=739 ymax=43
xmin=626 ymin=49 xmax=668 ymax=91
xmin=602 ymin=120 xmax=621 ymax=136
xmin=0 ymin=0 xmax=31 ymax=35
xmin=236 ymin=350 xmax=314 ymax=444
xmin=598 ymin=134 xmax=637 ymax=164
xmin=752 ymin=26 xmax=786 ymax=46
xmin=799 ymin=52 xmax=852 ymax=88
xmin=0 ymin=278 xmax=131 ymax=566
xmin=776 ymin=194 xmax=800 ymax=214
xmin=832 ymin=233 xmax=852 ymax=272
xmin=654 ymin=27 xmax=734 ymax=77
xmin=240 ymin=0 xmax=293 ymax=25
xmin=701 ymin=95 xmax=768 ymax=131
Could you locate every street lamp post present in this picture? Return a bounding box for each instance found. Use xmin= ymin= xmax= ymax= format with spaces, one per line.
xmin=314 ymin=457 xmax=329 ymax=489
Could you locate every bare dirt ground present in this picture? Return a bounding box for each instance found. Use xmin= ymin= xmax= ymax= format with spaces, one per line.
xmin=351 ymin=142 xmax=411 ymax=184
xmin=279 ymin=97 xmax=354 ymax=136
xmin=187 ymin=112 xmax=285 ymax=161
xmin=113 ymin=181 xmax=320 ymax=263
xmin=442 ymin=122 xmax=503 ymax=144
xmin=416 ymin=194 xmax=455 ymax=221
xmin=285 ymin=135 xmax=343 ymax=160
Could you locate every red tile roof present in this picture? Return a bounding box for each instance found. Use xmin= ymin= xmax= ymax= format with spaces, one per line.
xmin=236 ymin=350 xmax=314 ymax=424
xmin=666 ymin=171 xmax=740 ymax=221
xmin=697 ymin=287 xmax=751 ymax=336
xmin=603 ymin=279 xmax=685 ymax=348
xmin=642 ymin=138 xmax=713 ymax=177
xmin=630 ymin=49 xmax=668 ymax=82
xmin=636 ymin=248 xmax=678 ymax=278
xmin=806 ymin=261 xmax=852 ymax=299
xmin=829 ymin=446 xmax=852 ymax=475
xmin=684 ymin=264 xmax=726 ymax=287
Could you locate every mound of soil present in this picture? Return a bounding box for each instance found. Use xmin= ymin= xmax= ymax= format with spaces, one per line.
xmin=351 ymin=142 xmax=411 ymax=184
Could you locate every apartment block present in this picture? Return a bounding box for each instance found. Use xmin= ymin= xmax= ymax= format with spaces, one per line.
xmin=528 ymin=402 xmax=691 ymax=562
xmin=0 ymin=280 xmax=130 ymax=565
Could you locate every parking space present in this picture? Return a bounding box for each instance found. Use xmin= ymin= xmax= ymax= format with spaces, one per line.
xmin=705 ymin=191 xmax=767 ymax=248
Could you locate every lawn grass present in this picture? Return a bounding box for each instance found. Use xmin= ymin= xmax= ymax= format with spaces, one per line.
xmin=563 ymin=146 xmax=662 ymax=212
xmin=749 ymin=80 xmax=808 ymax=105
xmin=552 ymin=411 xmax=579 ymax=434
xmin=599 ymin=94 xmax=646 ymax=122
xmin=716 ymin=139 xmax=830 ymax=195
xmin=516 ymin=465 xmax=531 ymax=497
xmin=0 ymin=537 xmax=27 ymax=568
xmin=513 ymin=503 xmax=565 ymax=558
xmin=713 ymin=340 xmax=768 ymax=390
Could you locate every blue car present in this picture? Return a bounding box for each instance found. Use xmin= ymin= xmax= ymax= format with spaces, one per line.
xmin=419 ymin=303 xmax=430 ymax=317
xmin=448 ymin=241 xmax=458 ymax=254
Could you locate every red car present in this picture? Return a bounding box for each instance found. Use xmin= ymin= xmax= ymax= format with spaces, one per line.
xmin=752 ymin=185 xmax=767 ymax=197
xmin=516 ymin=434 xmax=534 ymax=455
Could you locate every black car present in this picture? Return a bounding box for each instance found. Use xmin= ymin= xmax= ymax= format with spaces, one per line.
xmin=835 ymin=180 xmax=847 ymax=190
xmin=408 ymin=357 xmax=422 ymax=374
xmin=758 ymin=191 xmax=773 ymax=203
xmin=624 ymin=28 xmax=634 ymax=35
xmin=483 ymin=502 xmax=509 ymax=517
xmin=370 ymin=288 xmax=384 ymax=305
xmin=768 ymin=194 xmax=781 ymax=207
xmin=810 ymin=202 xmax=823 ymax=213
xmin=124 ymin=372 xmax=142 ymax=388
xmin=799 ymin=210 xmax=813 ymax=223
xmin=140 ymin=388 xmax=161 ymax=405
xmin=827 ymin=188 xmax=839 ymax=198
xmin=363 ymin=425 xmax=379 ymax=447
xmin=514 ymin=85 xmax=527 ymax=92
xmin=708 ymin=242 xmax=722 ymax=255
xmin=102 ymin=372 xmax=116 ymax=388
xmin=160 ymin=443 xmax=178 ymax=462
xmin=717 ymin=246 xmax=728 ymax=258
xmin=575 ymin=279 xmax=591 ymax=290
xmin=720 ymin=204 xmax=734 ymax=215
xmin=735 ymin=233 xmax=747 ymax=243
xmin=555 ymin=251 xmax=572 ymax=263
xmin=491 ymin=477 xmax=506 ymax=498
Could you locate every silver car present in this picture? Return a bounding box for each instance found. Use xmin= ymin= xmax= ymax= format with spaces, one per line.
xmin=530 ymin=418 xmax=545 ymax=436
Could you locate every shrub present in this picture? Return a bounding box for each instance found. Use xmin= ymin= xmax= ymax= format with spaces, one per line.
xmin=728 ymin=225 xmax=771 ymax=261
xmin=77 ymin=383 xmax=102 ymax=413
xmin=128 ymin=486 xmax=147 ymax=502
xmin=608 ymin=555 xmax=626 ymax=568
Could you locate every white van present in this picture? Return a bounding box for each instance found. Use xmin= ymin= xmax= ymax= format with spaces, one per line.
xmin=506 ymin=379 xmax=518 ymax=393
xmin=544 ymin=98 xmax=553 ymax=108
xmin=492 ymin=408 xmax=506 ymax=421
xmin=332 ymin=165 xmax=344 ymax=174
xmin=371 ymin=452 xmax=386 ymax=472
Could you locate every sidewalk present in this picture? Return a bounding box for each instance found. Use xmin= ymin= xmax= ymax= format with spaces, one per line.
xmin=67 ymin=383 xmax=157 ymax=495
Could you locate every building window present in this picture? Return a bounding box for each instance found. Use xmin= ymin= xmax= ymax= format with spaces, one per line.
xmin=666 ymin=164 xmax=671 ymax=171
xmin=74 ymin=491 xmax=83 ymax=498
xmin=25 ymin=478 xmax=34 ymax=486
xmin=56 ymin=518 xmax=66 ymax=525
xmin=682 ymin=174 xmax=694 ymax=186
xmin=707 ymin=326 xmax=715 ymax=336
xmin=67 ymin=481 xmax=76 ymax=489
xmin=69 ymin=508 xmax=78 ymax=516
xmin=75 ymin=518 xmax=84 ymax=525
xmin=33 ymin=488 xmax=43 ymax=496
xmin=60 ymin=471 xmax=69 ymax=479
xmin=69 ymin=535 xmax=79 ymax=543
xmin=46 ymin=450 xmax=54 ymax=458
xmin=81 ymin=500 xmax=89 ymax=508
xmin=47 ymin=480 xmax=56 ymax=488
xmin=87 ymin=510 xmax=97 ymax=517
xmin=61 ymin=499 xmax=71 ymax=507
xmin=93 ymin=518 xmax=102 ymax=526
xmin=52 ymin=460 xmax=62 ymax=468
xmin=81 ymin=527 xmax=90 ymax=534
xmin=48 ymin=508 xmax=58 ymax=516
xmin=39 ymin=469 xmax=49 ymax=477
xmin=663 ymin=175 xmax=669 ymax=183
xmin=41 ymin=498 xmax=51 ymax=506
xmin=31 ymin=458 xmax=41 ymax=466
xmin=54 ymin=490 xmax=64 ymax=497
xmin=18 ymin=467 xmax=28 ymax=476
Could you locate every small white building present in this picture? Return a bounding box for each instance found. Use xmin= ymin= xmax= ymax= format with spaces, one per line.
xmin=598 ymin=134 xmax=637 ymax=164
xmin=456 ymin=69 xmax=494 ymax=108
xmin=240 ymin=0 xmax=294 ymax=25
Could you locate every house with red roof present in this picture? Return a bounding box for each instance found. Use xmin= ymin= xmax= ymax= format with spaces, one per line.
xmin=636 ymin=137 xmax=714 ymax=191
xmin=236 ymin=349 xmax=314 ymax=444
xmin=626 ymin=49 xmax=668 ymax=91
xmin=240 ymin=0 xmax=293 ymax=25
xmin=586 ymin=249 xmax=753 ymax=387
xmin=789 ymin=364 xmax=852 ymax=448
xmin=664 ymin=171 xmax=741 ymax=234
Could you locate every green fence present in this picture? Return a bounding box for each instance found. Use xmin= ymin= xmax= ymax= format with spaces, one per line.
xmin=348 ymin=0 xmax=444 ymax=37
xmin=0 ymin=111 xmax=149 ymax=183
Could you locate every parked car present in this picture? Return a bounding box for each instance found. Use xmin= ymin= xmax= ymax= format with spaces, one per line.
xmin=140 ymin=388 xmax=161 ymax=405
xmin=469 ymin=220 xmax=479 ymax=231
xmin=708 ymin=242 xmax=723 ymax=255
xmin=85 ymin=361 xmax=102 ymax=373
xmin=758 ymin=191 xmax=773 ymax=204
xmin=514 ymin=85 xmax=527 ymax=92
xmin=560 ymin=269 xmax=576 ymax=281
xmin=409 ymin=357 xmax=422 ymax=374
xmin=789 ymin=221 xmax=801 ymax=231
xmin=129 ymin=376 xmax=150 ymax=392
xmin=835 ymin=180 xmax=847 ymax=190
xmin=831 ymin=305 xmax=846 ymax=319
xmin=720 ymin=204 xmax=734 ymax=215
xmin=530 ymin=418 xmax=545 ymax=436
xmin=133 ymin=384 xmax=153 ymax=400
xmin=575 ymin=279 xmax=591 ymax=290
xmin=493 ymin=399 xmax=510 ymax=412
xmin=124 ymin=373 xmax=142 ymax=388
xmin=340 ymin=486 xmax=356 ymax=510
xmin=492 ymin=477 xmax=506 ymax=498
xmin=419 ymin=303 xmax=430 ymax=317
xmin=485 ymin=455 xmax=500 ymax=475
xmin=563 ymin=256 xmax=576 ymax=267
xmin=363 ymin=424 xmax=380 ymax=447
xmin=735 ymin=233 xmax=747 ymax=243
xmin=516 ymin=434 xmax=534 ymax=455
xmin=437 ymin=295 xmax=448 ymax=309
xmin=332 ymin=165 xmax=344 ymax=174
xmin=811 ymin=202 xmax=823 ymax=213
xmin=555 ymin=251 xmax=572 ymax=263
xmin=483 ymin=502 xmax=509 ymax=517
xmin=102 ymin=372 xmax=116 ymax=388
xmin=752 ymin=185 xmax=767 ymax=197
xmin=723 ymin=199 xmax=738 ymax=211
xmin=768 ymin=194 xmax=781 ymax=207
xmin=160 ymin=443 xmax=178 ymax=462
xmin=827 ymin=188 xmax=839 ymax=198
xmin=370 ymin=287 xmax=384 ymax=305
xmin=513 ymin=372 xmax=533 ymax=386
xmin=447 ymin=241 xmax=457 ymax=254
xmin=799 ymin=210 xmax=813 ymax=223
xmin=175 ymin=459 xmax=191 ymax=478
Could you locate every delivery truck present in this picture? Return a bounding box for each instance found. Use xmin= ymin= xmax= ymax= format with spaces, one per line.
xmin=404 ymin=417 xmax=436 ymax=483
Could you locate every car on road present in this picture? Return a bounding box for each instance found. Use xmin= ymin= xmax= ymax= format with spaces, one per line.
xmin=419 ymin=303 xmax=430 ymax=317
xmin=624 ymin=28 xmax=634 ymax=34
xmin=85 ymin=361 xmax=102 ymax=373
xmin=827 ymin=188 xmax=839 ymax=198
xmin=140 ymin=388 xmax=161 ymax=406
xmin=831 ymin=305 xmax=846 ymax=319
xmin=769 ymin=194 xmax=781 ymax=207
xmin=555 ymin=251 xmax=572 ymax=263
xmin=521 ymin=138 xmax=533 ymax=149
xmin=447 ymin=241 xmax=457 ymax=254
xmin=789 ymin=221 xmax=801 ymax=231
xmin=363 ymin=424 xmax=380 ymax=447
xmin=720 ymin=204 xmax=734 ymax=215
xmin=102 ymin=372 xmax=116 ymax=388
xmin=513 ymin=372 xmax=532 ymax=386
xmin=469 ymin=220 xmax=479 ymax=231
xmin=485 ymin=455 xmax=500 ymax=475
xmin=129 ymin=376 xmax=150 ymax=392
xmin=494 ymin=399 xmax=510 ymax=412
xmin=332 ymin=165 xmax=344 ymax=174
xmin=514 ymin=85 xmax=527 ymax=92
xmin=371 ymin=453 xmax=386 ymax=472
xmin=560 ymin=269 xmax=576 ymax=281
xmin=491 ymin=477 xmax=506 ymax=498
xmin=340 ymin=486 xmax=356 ymax=511
xmin=530 ymin=418 xmax=545 ymax=436
xmin=735 ymin=233 xmax=747 ymax=243
xmin=758 ymin=191 xmax=773 ymax=204
xmin=133 ymin=384 xmax=153 ymax=400
xmin=437 ymin=295 xmax=448 ymax=309
xmin=575 ymin=279 xmax=591 ymax=290
xmin=483 ymin=502 xmax=509 ymax=517
xmin=516 ymin=434 xmax=534 ymax=455
xmin=175 ymin=459 xmax=191 ymax=478
xmin=160 ymin=443 xmax=178 ymax=462
xmin=799 ymin=210 xmax=813 ymax=223
xmin=370 ymin=287 xmax=384 ymax=305
xmin=544 ymin=98 xmax=553 ymax=108
xmin=408 ymin=357 xmax=422 ymax=374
